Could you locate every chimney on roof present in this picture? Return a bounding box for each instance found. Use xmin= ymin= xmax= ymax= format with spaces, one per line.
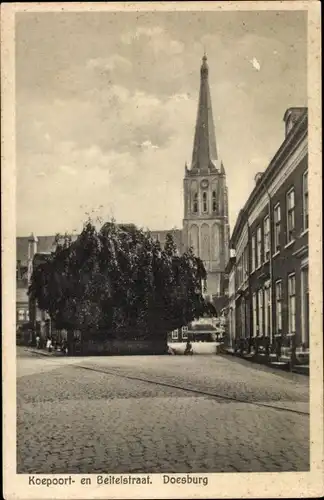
xmin=254 ymin=172 xmax=264 ymax=185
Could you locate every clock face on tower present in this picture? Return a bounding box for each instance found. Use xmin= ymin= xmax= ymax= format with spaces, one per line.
xmin=201 ymin=179 xmax=209 ymax=189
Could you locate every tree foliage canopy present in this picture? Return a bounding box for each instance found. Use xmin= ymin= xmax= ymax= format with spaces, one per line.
xmin=29 ymin=220 xmax=209 ymax=340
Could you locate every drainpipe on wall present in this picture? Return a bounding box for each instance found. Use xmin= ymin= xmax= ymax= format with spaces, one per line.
xmin=266 ymin=190 xmax=273 ymax=364
xmin=262 ymin=184 xmax=273 ymax=349
xmin=247 ymin=220 xmax=253 ymax=354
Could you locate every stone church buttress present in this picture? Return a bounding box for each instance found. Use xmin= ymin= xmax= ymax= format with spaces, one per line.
xmin=183 ymin=55 xmax=230 ymax=297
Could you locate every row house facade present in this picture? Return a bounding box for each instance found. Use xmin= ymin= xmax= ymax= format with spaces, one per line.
xmin=228 ymin=107 xmax=308 ymax=355
xmin=224 ymin=251 xmax=236 ymax=348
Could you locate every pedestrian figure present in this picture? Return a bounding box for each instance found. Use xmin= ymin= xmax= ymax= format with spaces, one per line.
xmin=184 ymin=340 xmax=193 ymax=356
xmin=36 ymin=335 xmax=40 ymax=349
xmin=46 ymin=338 xmax=52 ymax=353
xmin=62 ymin=340 xmax=68 ymax=355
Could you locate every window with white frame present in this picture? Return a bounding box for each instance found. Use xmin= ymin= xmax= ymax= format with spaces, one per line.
xmin=263 ymin=216 xmax=270 ymax=261
xmin=202 ymin=192 xmax=208 ymax=213
xmin=25 ymin=310 xmax=29 ymax=321
xmin=275 ymin=280 xmax=282 ymax=333
xmin=264 ymin=285 xmax=271 ymax=337
xmin=256 ymin=226 xmax=262 ymax=267
xmin=240 ymin=253 xmax=244 ymax=285
xmin=303 ymin=171 xmax=308 ymax=231
xmin=18 ymin=309 xmax=25 ymax=321
xmin=288 ymin=274 xmax=296 ymax=334
xmin=243 ymin=245 xmax=249 ymax=280
xmin=286 ymin=188 xmax=295 ymax=243
xmin=182 ymin=326 xmax=188 ymax=339
xmin=301 ymin=266 xmax=309 ymax=345
xmin=241 ymin=298 xmax=246 ymax=337
xmin=237 ymin=256 xmax=243 ymax=286
xmin=171 ymin=330 xmax=178 ymax=340
xmin=258 ymin=289 xmax=264 ymax=336
xmin=274 ymin=203 xmax=281 ymax=252
xmin=252 ymin=293 xmax=257 ymax=337
xmin=251 ymin=234 xmax=256 ymax=272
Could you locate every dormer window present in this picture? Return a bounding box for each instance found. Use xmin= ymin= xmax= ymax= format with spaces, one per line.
xmin=193 ymin=193 xmax=198 ymax=213
xmin=202 ymin=191 xmax=208 ymax=213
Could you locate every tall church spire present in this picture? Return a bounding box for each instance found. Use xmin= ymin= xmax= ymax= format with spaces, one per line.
xmin=190 ymin=54 xmax=219 ymax=173
xmin=183 ymin=55 xmax=230 ymax=299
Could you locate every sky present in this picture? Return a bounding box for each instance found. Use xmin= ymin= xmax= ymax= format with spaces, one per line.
xmin=16 ymin=10 xmax=307 ymax=237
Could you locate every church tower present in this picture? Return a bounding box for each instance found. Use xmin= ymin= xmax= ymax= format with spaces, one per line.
xmin=183 ymin=55 xmax=230 ymax=298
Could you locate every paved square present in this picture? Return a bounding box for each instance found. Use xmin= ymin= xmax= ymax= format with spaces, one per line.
xmin=17 ymin=348 xmax=309 ymax=473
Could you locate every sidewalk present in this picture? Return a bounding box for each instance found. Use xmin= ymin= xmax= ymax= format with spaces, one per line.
xmin=223 ymin=348 xmax=309 ymax=376
xmin=23 ymin=347 xmax=64 ymax=357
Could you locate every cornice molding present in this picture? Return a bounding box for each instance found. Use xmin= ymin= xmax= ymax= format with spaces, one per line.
xmin=235 ymin=225 xmax=249 ymax=257
xmin=231 ymin=112 xmax=308 ymax=242
xmin=248 ymin=139 xmax=308 ymax=227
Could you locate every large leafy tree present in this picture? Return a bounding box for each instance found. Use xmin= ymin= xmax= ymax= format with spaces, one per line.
xmin=29 ymin=220 xmax=208 ymax=344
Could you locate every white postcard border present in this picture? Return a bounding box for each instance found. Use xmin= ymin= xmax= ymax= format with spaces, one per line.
xmin=2 ymin=2 xmax=323 ymax=499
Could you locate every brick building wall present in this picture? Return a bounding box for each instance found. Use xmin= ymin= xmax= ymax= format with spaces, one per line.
xmin=229 ymin=108 xmax=308 ymax=352
xmin=269 ymin=154 xmax=308 ymax=347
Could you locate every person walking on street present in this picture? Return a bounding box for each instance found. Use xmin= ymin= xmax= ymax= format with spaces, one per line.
xmin=62 ymin=340 xmax=68 ymax=355
xmin=184 ymin=340 xmax=193 ymax=356
xmin=46 ymin=338 xmax=53 ymax=353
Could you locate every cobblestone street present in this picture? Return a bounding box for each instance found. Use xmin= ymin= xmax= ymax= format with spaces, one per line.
xmin=17 ymin=347 xmax=309 ymax=474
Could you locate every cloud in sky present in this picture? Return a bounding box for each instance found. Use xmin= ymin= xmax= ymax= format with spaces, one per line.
xmin=86 ymin=54 xmax=133 ymax=73
xmin=15 ymin=10 xmax=307 ymax=236
xmin=121 ymin=25 xmax=184 ymax=55
xmin=250 ymin=57 xmax=261 ymax=71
